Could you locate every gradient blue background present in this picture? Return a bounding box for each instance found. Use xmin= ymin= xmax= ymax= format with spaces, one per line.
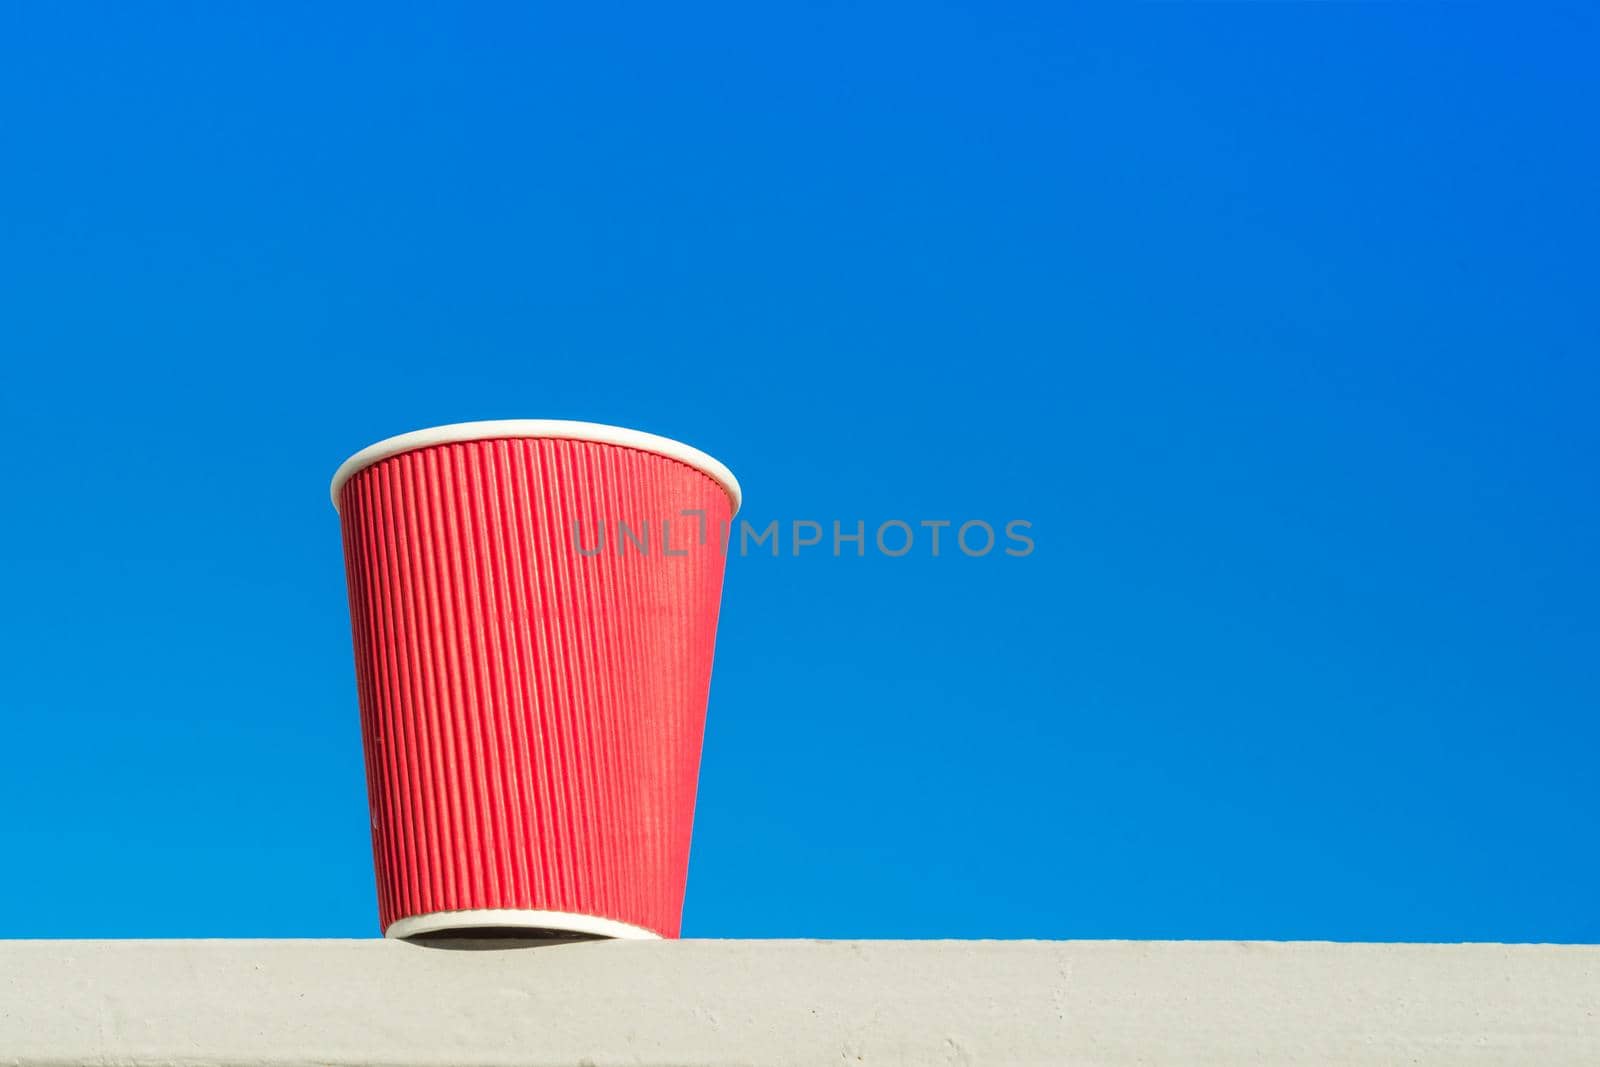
xmin=2 ymin=4 xmax=1595 ymax=941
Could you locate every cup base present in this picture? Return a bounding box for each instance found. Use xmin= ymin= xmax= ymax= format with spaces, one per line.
xmin=385 ymin=908 xmax=663 ymax=941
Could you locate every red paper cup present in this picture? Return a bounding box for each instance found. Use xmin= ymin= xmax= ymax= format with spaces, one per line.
xmin=330 ymin=421 xmax=739 ymax=939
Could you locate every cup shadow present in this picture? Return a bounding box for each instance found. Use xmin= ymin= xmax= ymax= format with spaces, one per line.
xmin=400 ymin=927 xmax=615 ymax=951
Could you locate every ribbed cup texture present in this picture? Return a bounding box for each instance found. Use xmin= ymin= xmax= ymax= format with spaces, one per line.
xmin=337 ymin=437 xmax=732 ymax=937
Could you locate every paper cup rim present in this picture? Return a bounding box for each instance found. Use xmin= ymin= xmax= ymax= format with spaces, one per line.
xmin=330 ymin=419 xmax=741 ymax=513
xmin=384 ymin=908 xmax=664 ymax=941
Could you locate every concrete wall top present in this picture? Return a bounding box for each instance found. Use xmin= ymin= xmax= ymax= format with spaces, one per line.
xmin=2 ymin=938 xmax=1597 ymax=1066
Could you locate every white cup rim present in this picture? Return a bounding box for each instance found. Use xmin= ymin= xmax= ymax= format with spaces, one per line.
xmin=330 ymin=419 xmax=741 ymax=513
xmin=384 ymin=908 xmax=663 ymax=941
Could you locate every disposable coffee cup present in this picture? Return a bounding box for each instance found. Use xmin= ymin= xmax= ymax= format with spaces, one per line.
xmin=330 ymin=420 xmax=739 ymax=939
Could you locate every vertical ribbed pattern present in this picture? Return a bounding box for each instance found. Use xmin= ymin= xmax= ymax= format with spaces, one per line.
xmin=338 ymin=437 xmax=732 ymax=937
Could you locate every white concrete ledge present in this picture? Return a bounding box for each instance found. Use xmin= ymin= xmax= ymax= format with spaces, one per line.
xmin=2 ymin=939 xmax=1597 ymax=1066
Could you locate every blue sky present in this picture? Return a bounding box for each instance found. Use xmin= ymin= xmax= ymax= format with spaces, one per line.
xmin=1 ymin=4 xmax=1595 ymax=941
